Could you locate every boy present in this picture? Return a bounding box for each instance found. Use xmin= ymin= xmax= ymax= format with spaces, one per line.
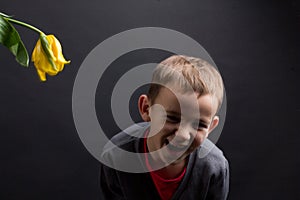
xmin=99 ymin=55 xmax=229 ymax=200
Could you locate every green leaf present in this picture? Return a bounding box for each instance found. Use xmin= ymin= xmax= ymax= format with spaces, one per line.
xmin=40 ymin=34 xmax=57 ymax=70
xmin=0 ymin=15 xmax=29 ymax=67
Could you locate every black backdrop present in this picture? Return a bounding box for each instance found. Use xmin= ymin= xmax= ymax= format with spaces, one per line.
xmin=0 ymin=0 xmax=299 ymax=199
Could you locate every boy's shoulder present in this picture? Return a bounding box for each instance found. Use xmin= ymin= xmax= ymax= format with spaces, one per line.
xmin=100 ymin=122 xmax=149 ymax=172
xmin=102 ymin=122 xmax=149 ymax=153
xmin=195 ymin=139 xmax=228 ymax=172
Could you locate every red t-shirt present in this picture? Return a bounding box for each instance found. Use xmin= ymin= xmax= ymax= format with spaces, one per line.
xmin=143 ymin=132 xmax=186 ymax=200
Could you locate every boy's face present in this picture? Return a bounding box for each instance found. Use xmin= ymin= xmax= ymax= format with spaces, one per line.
xmin=139 ymin=87 xmax=219 ymax=166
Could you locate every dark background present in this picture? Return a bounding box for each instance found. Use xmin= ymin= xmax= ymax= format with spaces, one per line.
xmin=1 ymin=0 xmax=299 ymax=199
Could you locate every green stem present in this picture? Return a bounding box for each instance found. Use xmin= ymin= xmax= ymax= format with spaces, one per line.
xmin=4 ymin=17 xmax=44 ymax=35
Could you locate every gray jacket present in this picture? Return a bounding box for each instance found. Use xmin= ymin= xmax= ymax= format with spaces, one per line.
xmin=99 ymin=122 xmax=229 ymax=200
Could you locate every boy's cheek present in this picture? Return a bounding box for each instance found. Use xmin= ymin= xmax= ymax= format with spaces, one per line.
xmin=192 ymin=133 xmax=207 ymax=148
xmin=163 ymin=123 xmax=177 ymax=131
xmin=149 ymin=122 xmax=164 ymax=136
xmin=153 ymin=123 xmax=176 ymax=135
xmin=149 ymin=117 xmax=167 ymax=136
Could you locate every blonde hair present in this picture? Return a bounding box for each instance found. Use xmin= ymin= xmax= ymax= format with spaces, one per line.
xmin=148 ymin=55 xmax=224 ymax=112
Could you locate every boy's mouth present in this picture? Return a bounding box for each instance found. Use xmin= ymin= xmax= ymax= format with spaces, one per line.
xmin=164 ymin=139 xmax=189 ymax=153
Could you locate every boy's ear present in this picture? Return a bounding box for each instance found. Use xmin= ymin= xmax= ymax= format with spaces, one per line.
xmin=138 ymin=94 xmax=151 ymax=122
xmin=207 ymin=116 xmax=219 ymax=135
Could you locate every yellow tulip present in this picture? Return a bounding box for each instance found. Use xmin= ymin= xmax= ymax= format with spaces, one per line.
xmin=32 ymin=34 xmax=70 ymax=81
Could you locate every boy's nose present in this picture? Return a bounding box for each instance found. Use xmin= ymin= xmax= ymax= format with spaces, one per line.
xmin=173 ymin=127 xmax=192 ymax=146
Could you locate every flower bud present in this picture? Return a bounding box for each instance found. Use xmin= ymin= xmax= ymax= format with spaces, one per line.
xmin=32 ymin=34 xmax=70 ymax=81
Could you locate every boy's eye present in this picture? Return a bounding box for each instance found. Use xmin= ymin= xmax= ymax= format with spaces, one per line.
xmin=166 ymin=115 xmax=180 ymax=123
xmin=192 ymin=122 xmax=208 ymax=131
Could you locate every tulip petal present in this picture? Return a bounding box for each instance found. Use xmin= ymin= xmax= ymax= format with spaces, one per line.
xmin=36 ymin=69 xmax=46 ymax=81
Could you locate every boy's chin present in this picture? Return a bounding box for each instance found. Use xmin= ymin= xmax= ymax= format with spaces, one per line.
xmin=160 ymin=152 xmax=189 ymax=166
xmin=148 ymin=146 xmax=190 ymax=168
